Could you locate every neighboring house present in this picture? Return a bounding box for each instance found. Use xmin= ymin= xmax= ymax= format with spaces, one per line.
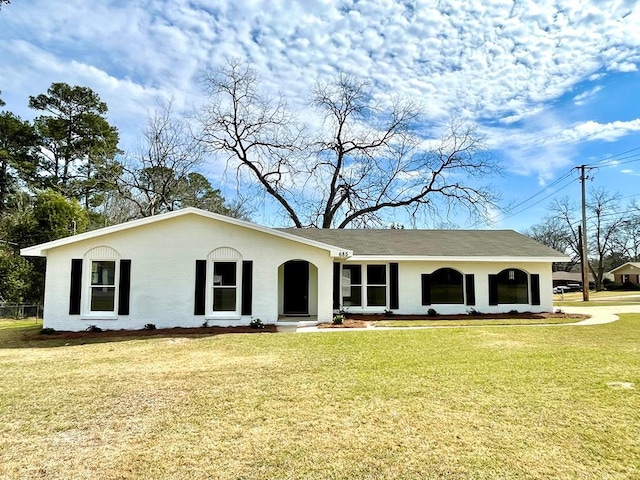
xmin=552 ymin=271 xmax=595 ymax=288
xmin=609 ymin=262 xmax=640 ymax=286
xmin=21 ymin=208 xmax=567 ymax=332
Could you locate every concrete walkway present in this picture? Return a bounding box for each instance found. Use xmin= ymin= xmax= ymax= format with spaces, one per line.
xmin=560 ymin=304 xmax=640 ymax=325
xmin=295 ymin=304 xmax=640 ymax=333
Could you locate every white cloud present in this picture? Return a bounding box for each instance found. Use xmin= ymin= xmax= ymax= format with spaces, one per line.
xmin=573 ymin=86 xmax=603 ymax=105
xmin=613 ymin=62 xmax=638 ymax=72
xmin=2 ymin=0 xmax=640 ymax=122
xmin=560 ymin=119 xmax=640 ymax=143
xmin=2 ymin=0 xmax=640 ymax=198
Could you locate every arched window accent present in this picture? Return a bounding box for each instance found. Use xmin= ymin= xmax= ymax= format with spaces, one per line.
xmin=207 ymin=247 xmax=242 ymax=261
xmin=78 ymin=246 xmax=129 ymax=315
xmin=84 ymin=245 xmax=120 ymax=260
xmin=207 ymin=247 xmax=242 ymax=313
xmin=490 ymin=268 xmax=529 ymax=304
xmin=425 ymin=268 xmax=464 ymax=304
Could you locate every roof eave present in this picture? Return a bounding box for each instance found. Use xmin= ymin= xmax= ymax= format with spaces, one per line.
xmin=344 ymin=255 xmax=570 ymax=262
xmin=608 ymin=262 xmax=640 ymax=274
xmin=20 ymin=208 xmax=352 ymax=258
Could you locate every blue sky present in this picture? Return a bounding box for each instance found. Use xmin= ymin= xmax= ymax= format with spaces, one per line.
xmin=1 ymin=0 xmax=639 ymax=230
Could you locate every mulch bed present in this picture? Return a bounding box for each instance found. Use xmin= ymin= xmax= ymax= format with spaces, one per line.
xmin=35 ymin=325 xmax=278 ymax=340
xmin=319 ymin=312 xmax=589 ymax=328
xmin=318 ymin=319 xmax=369 ymax=329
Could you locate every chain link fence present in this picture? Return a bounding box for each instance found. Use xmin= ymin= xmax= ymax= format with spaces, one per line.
xmin=0 ymin=304 xmax=43 ymax=319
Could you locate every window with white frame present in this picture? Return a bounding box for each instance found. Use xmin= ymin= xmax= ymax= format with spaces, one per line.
xmin=81 ymin=246 xmax=122 ymax=316
xmin=342 ymin=265 xmax=362 ymax=307
xmin=207 ymin=247 xmax=242 ymax=316
xmin=212 ymin=261 xmax=237 ymax=311
xmin=90 ymin=260 xmax=116 ymax=311
xmin=366 ymin=264 xmax=387 ymax=307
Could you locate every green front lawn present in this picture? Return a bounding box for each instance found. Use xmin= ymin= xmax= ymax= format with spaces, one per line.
xmin=555 ymin=290 xmax=640 ymax=307
xmin=373 ymin=317 xmax=582 ymax=327
xmin=1 ymin=317 xmax=639 ymax=479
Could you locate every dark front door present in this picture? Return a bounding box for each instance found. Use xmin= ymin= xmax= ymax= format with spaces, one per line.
xmin=283 ymin=261 xmax=309 ymax=315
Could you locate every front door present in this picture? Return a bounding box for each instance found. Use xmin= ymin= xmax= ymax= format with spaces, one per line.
xmin=283 ymin=261 xmax=309 ymax=315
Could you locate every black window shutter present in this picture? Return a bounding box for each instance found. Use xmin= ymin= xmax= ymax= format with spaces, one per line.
xmin=118 ymin=260 xmax=131 ymax=315
xmin=69 ymin=259 xmax=83 ymax=315
xmin=531 ymin=274 xmax=541 ymax=305
xmin=241 ymin=261 xmax=253 ymax=315
xmin=333 ymin=262 xmax=341 ymax=309
xmin=489 ymin=274 xmax=498 ymax=305
xmin=389 ymin=263 xmax=399 ymax=310
xmin=465 ymin=274 xmax=476 ymax=306
xmin=421 ymin=274 xmax=431 ymax=305
xmin=194 ymin=260 xmax=206 ymax=315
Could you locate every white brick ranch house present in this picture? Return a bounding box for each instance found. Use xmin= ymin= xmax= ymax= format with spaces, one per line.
xmin=21 ymin=208 xmax=567 ymax=332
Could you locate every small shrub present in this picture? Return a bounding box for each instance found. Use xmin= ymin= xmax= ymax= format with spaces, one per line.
xmin=508 ymin=309 xmax=519 ymax=315
xmin=40 ymin=327 xmax=56 ymax=335
xmin=250 ymin=318 xmax=264 ymax=329
xmin=467 ymin=308 xmax=482 ymax=316
xmin=86 ymin=325 xmax=102 ymax=333
xmin=201 ymin=320 xmax=209 ymax=328
xmin=383 ymin=309 xmax=395 ymax=317
xmin=332 ymin=314 xmax=345 ymax=325
xmin=143 ymin=323 xmax=156 ymax=330
xmin=427 ymin=308 xmax=438 ymax=317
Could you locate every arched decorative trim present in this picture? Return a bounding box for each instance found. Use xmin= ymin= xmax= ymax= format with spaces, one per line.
xmin=208 ymin=247 xmax=242 ymax=261
xmin=84 ymin=245 xmax=120 ymax=260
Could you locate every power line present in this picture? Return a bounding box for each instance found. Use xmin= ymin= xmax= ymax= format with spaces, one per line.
xmin=606 ymin=156 xmax=640 ymax=167
xmin=481 ymin=146 xmax=640 ymax=228
xmin=505 ymin=168 xmax=575 ymax=212
xmin=585 ymin=207 xmax=640 ymax=221
xmin=483 ymin=175 xmax=576 ymax=226
xmin=586 ymin=146 xmax=640 ymax=167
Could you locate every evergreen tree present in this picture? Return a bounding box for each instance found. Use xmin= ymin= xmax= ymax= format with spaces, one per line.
xmin=28 ymin=82 xmax=120 ymax=209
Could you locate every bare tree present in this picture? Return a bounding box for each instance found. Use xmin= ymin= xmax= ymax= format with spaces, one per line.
xmin=613 ymin=201 xmax=640 ymax=262
xmin=546 ymin=189 xmax=627 ymax=290
xmin=116 ymin=101 xmax=232 ymax=219
xmin=523 ymin=215 xmax=575 ymax=271
xmin=587 ymin=189 xmax=627 ymax=289
xmin=197 ymin=59 xmax=500 ymax=228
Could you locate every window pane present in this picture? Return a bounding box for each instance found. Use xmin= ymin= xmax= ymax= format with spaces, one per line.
xmin=91 ymin=261 xmax=115 ymax=286
xmin=343 ymin=265 xmax=361 ymax=284
xmin=367 ymin=265 xmax=386 ymax=285
xmin=367 ymin=286 xmax=386 ymax=306
xmin=496 ymin=269 xmax=528 ymax=304
xmin=343 ymin=286 xmax=362 ymax=307
xmin=430 ymin=268 xmax=464 ymax=304
xmin=91 ymin=287 xmax=115 ymax=311
xmin=213 ymin=287 xmax=236 ymax=311
xmin=214 ymin=262 xmax=236 ymax=286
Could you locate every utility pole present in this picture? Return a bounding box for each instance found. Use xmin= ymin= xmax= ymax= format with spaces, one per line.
xmin=579 ymin=165 xmax=591 ymax=301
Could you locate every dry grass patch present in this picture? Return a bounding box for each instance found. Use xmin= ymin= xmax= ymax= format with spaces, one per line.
xmin=1 ymin=317 xmax=639 ymax=479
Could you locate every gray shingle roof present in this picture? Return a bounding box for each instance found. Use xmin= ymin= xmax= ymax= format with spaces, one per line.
xmin=278 ymin=228 xmax=567 ymax=258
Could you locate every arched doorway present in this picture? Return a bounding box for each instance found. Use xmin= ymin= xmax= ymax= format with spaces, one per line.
xmin=279 ymin=260 xmax=318 ymax=317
